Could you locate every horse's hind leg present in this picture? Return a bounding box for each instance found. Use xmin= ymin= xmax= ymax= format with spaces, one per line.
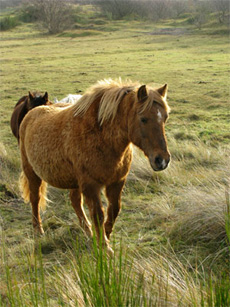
xmin=69 ymin=188 xmax=92 ymax=236
xmin=23 ymin=172 xmax=44 ymax=235
xmin=20 ymin=159 xmax=45 ymax=235
xmin=30 ymin=178 xmax=45 ymax=235
xmin=104 ymin=180 xmax=125 ymax=239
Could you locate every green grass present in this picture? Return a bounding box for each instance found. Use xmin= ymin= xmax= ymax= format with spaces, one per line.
xmin=0 ymin=10 xmax=229 ymax=306
xmin=59 ymin=30 xmax=102 ymax=38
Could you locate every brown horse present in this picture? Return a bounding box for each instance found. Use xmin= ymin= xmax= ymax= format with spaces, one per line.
xmin=19 ymin=79 xmax=171 ymax=252
xmin=10 ymin=92 xmax=52 ymax=142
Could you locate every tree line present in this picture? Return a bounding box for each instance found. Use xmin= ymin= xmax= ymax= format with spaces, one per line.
xmin=0 ymin=0 xmax=229 ymax=34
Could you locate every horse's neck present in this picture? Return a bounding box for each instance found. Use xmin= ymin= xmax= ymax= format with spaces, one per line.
xmin=103 ymin=124 xmax=130 ymax=155
xmin=17 ymin=101 xmax=28 ymax=121
xmin=15 ymin=96 xmax=27 ymax=108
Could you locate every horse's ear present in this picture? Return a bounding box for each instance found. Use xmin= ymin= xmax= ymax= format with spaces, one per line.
xmin=29 ymin=91 xmax=34 ymax=100
xmin=43 ymin=92 xmax=48 ymax=101
xmin=157 ymin=84 xmax=168 ymax=98
xmin=137 ymin=85 xmax=148 ymax=102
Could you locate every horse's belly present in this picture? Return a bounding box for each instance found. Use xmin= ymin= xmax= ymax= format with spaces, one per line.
xmin=28 ymin=155 xmax=78 ymax=189
xmin=35 ymin=168 xmax=78 ymax=189
xmin=44 ymin=170 xmax=77 ymax=189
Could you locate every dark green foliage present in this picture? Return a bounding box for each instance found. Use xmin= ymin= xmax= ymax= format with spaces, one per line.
xmin=96 ymin=0 xmax=134 ymax=20
xmin=0 ymin=16 xmax=19 ymax=31
xmin=18 ymin=4 xmax=40 ymax=23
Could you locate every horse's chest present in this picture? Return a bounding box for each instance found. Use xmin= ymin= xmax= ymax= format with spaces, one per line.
xmin=79 ymin=147 xmax=132 ymax=185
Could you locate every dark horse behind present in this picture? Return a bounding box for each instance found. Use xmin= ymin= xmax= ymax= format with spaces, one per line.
xmin=10 ymin=91 xmax=52 ymax=143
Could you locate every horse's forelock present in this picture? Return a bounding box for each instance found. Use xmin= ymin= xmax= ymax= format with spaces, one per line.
xmin=138 ymin=87 xmax=170 ymax=114
xmin=32 ymin=92 xmax=42 ymax=99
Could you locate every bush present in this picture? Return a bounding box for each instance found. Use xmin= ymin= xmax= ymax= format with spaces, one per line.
xmin=32 ymin=0 xmax=75 ymax=34
xmin=96 ymin=0 xmax=134 ymax=20
xmin=19 ymin=4 xmax=40 ymax=23
xmin=95 ymin=0 xmax=173 ymax=22
xmin=212 ymin=0 xmax=229 ymax=24
xmin=0 ymin=16 xmax=19 ymax=31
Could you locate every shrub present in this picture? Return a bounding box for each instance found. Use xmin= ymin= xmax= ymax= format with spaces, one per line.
xmin=96 ymin=0 xmax=134 ymax=20
xmin=0 ymin=16 xmax=19 ymax=31
xmin=95 ymin=0 xmax=174 ymax=21
xmin=18 ymin=4 xmax=40 ymax=23
xmin=32 ymin=0 xmax=75 ymax=34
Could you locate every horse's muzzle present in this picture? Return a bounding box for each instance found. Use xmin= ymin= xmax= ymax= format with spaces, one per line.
xmin=149 ymin=153 xmax=170 ymax=172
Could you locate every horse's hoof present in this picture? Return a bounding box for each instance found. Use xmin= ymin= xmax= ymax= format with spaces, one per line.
xmin=83 ymin=226 xmax=93 ymax=238
xmin=34 ymin=226 xmax=44 ymax=236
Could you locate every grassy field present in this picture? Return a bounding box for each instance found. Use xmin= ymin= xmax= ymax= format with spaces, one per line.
xmin=0 ymin=7 xmax=230 ymax=306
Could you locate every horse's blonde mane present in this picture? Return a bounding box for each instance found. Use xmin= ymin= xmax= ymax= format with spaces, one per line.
xmin=73 ymin=79 xmax=169 ymax=125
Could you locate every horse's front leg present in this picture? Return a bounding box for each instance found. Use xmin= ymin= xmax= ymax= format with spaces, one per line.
xmin=104 ymin=180 xmax=125 ymax=239
xmin=69 ymin=188 xmax=92 ymax=236
xmin=83 ymin=184 xmax=109 ymax=248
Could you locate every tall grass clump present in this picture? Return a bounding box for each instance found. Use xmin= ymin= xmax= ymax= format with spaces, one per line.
xmin=54 ymin=233 xmax=154 ymax=306
xmin=2 ymin=230 xmax=229 ymax=306
xmin=1 ymin=233 xmax=157 ymax=305
xmin=1 ymin=240 xmax=50 ymax=306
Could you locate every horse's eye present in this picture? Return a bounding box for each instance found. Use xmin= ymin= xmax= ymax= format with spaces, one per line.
xmin=141 ymin=117 xmax=148 ymax=124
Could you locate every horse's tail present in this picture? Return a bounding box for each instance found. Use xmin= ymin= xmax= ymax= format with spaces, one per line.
xmin=19 ymin=172 xmax=30 ymax=203
xmin=19 ymin=171 xmax=47 ymax=211
xmin=38 ymin=180 xmax=48 ymax=211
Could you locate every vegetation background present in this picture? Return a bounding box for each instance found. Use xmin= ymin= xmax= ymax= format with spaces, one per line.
xmin=0 ymin=0 xmax=229 ymax=305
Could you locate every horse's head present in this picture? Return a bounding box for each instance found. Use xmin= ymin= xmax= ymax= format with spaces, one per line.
xmin=28 ymin=92 xmax=51 ymax=110
xmin=129 ymin=84 xmax=170 ymax=171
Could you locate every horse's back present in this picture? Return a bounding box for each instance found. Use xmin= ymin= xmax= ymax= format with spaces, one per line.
xmin=20 ymin=105 xmax=66 ymax=148
xmin=20 ymin=100 xmax=65 ymax=128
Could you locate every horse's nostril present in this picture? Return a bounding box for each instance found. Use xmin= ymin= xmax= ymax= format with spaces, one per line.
xmin=155 ymin=155 xmax=163 ymax=167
